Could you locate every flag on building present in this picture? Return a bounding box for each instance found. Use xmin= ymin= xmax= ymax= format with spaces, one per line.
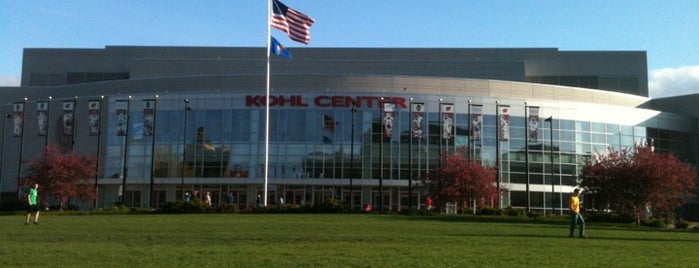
xmin=469 ymin=104 xmax=483 ymax=141
xmin=271 ymin=0 xmax=315 ymax=44
xmin=116 ymin=100 xmax=129 ymax=137
xmin=382 ymin=102 xmax=395 ymax=140
xmin=527 ymin=106 xmax=540 ymax=142
xmin=37 ymin=101 xmax=49 ymax=136
xmin=143 ymin=100 xmax=155 ymax=136
xmin=322 ymin=114 xmax=335 ymax=132
xmin=498 ymin=105 xmax=510 ymax=141
xmin=13 ymin=102 xmax=24 ymax=137
xmin=411 ymin=102 xmax=424 ymax=139
xmin=440 ymin=103 xmax=454 ymax=140
xmin=62 ymin=101 xmax=75 ymax=136
xmin=270 ymin=36 xmax=292 ymax=59
xmin=88 ymin=100 xmax=101 ymax=136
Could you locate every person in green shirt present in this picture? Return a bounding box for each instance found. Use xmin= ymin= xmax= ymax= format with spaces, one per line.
xmin=25 ymin=183 xmax=40 ymax=225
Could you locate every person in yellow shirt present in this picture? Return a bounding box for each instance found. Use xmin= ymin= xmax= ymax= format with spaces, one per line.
xmin=569 ymin=188 xmax=586 ymax=238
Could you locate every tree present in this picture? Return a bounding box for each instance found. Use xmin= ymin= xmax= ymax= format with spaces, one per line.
xmin=579 ymin=146 xmax=696 ymax=222
xmin=421 ymin=149 xmax=499 ymax=214
xmin=22 ymin=144 xmax=98 ymax=210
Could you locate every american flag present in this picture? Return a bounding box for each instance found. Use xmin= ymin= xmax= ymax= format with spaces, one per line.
xmin=271 ymin=0 xmax=315 ymax=45
xmin=323 ymin=114 xmax=335 ymax=132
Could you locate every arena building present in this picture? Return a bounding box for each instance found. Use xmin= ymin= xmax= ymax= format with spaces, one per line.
xmin=0 ymin=46 xmax=696 ymax=218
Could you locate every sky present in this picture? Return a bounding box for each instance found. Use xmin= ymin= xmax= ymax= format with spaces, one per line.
xmin=1 ymin=0 xmax=697 ymax=98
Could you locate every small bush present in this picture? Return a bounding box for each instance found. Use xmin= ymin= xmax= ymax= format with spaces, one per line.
xmin=478 ymin=207 xmax=503 ymax=216
xmin=585 ymin=211 xmax=635 ymax=223
xmin=158 ymin=201 xmax=209 ymax=214
xmin=640 ymin=218 xmax=668 ymax=228
xmin=503 ymin=206 xmax=525 ymax=217
xmin=527 ymin=210 xmax=543 ymax=219
xmin=0 ymin=199 xmax=24 ymax=212
xmin=218 ymin=204 xmax=240 ymax=213
xmin=674 ymin=219 xmax=690 ymax=230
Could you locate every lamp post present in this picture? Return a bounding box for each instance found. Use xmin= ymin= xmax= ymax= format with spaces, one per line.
xmin=0 ymin=113 xmax=11 ymax=202
xmin=349 ymin=100 xmax=356 ymax=210
xmin=118 ymin=96 xmax=132 ymax=205
xmin=379 ymin=97 xmax=385 ymax=212
xmin=408 ymin=98 xmax=413 ymax=210
xmin=16 ymin=98 xmax=27 ymax=199
xmin=93 ymin=96 xmax=104 ymax=208
xmin=181 ymin=99 xmax=190 ymax=200
xmin=148 ymin=95 xmax=158 ymax=208
xmin=545 ymin=116 xmax=554 ymax=215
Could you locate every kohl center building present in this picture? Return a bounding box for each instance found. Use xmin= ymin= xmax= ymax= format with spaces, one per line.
xmin=1 ymin=46 xmax=697 ymax=218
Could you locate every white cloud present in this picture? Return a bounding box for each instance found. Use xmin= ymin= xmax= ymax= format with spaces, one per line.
xmin=649 ymin=66 xmax=699 ymax=98
xmin=0 ymin=75 xmax=21 ymax=87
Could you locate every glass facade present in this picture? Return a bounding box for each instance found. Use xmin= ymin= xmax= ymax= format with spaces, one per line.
xmin=97 ymin=91 xmax=694 ymax=211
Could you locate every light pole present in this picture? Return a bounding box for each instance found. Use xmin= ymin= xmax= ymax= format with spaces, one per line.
xmin=148 ymin=95 xmax=158 ymax=208
xmin=0 ymin=113 xmax=11 ymax=202
xmin=349 ymin=100 xmax=356 ymax=210
xmin=16 ymin=98 xmax=27 ymax=199
xmin=93 ymin=96 xmax=104 ymax=208
xmin=379 ymin=97 xmax=384 ymax=212
xmin=118 ymin=96 xmax=132 ymax=205
xmin=181 ymin=99 xmax=190 ymax=199
xmin=545 ymin=116 xmax=554 ymax=215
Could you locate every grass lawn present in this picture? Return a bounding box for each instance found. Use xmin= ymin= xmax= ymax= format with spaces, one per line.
xmin=1 ymin=213 xmax=697 ymax=267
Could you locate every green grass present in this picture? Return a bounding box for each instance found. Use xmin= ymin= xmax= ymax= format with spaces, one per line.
xmin=1 ymin=213 xmax=697 ymax=267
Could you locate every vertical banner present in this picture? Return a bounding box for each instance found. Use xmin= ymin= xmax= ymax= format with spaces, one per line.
xmin=410 ymin=102 xmax=424 ymax=140
xmin=37 ymin=101 xmax=49 ymax=136
xmin=382 ymin=102 xmax=395 ymax=140
xmin=88 ymin=100 xmax=101 ymax=136
xmin=527 ymin=106 xmax=540 ymax=142
xmin=115 ymin=101 xmax=129 ymax=136
xmin=62 ymin=101 xmax=75 ymax=136
xmin=13 ymin=102 xmax=25 ymax=137
xmin=440 ymin=103 xmax=454 ymax=141
xmin=143 ymin=100 xmax=155 ymax=136
xmin=469 ymin=104 xmax=483 ymax=141
xmin=498 ymin=105 xmax=511 ymax=141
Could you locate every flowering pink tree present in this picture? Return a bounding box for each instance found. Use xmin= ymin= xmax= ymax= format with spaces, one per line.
xmin=422 ymin=149 xmax=499 ymax=213
xmin=22 ymin=144 xmax=98 ymax=210
xmin=579 ymin=146 xmax=696 ymax=221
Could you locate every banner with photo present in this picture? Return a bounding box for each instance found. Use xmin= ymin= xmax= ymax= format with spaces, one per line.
xmin=498 ymin=105 xmax=511 ymax=141
xmin=115 ymin=100 xmax=129 ymax=136
xmin=440 ymin=103 xmax=454 ymax=141
xmin=62 ymin=101 xmax=75 ymax=136
xmin=88 ymin=100 xmax=101 ymax=136
xmin=37 ymin=101 xmax=49 ymax=136
xmin=143 ymin=100 xmax=155 ymax=136
xmin=382 ymin=102 xmax=395 ymax=140
xmin=527 ymin=106 xmax=540 ymax=142
xmin=410 ymin=102 xmax=424 ymax=140
xmin=469 ymin=104 xmax=483 ymax=142
xmin=13 ymin=102 xmax=25 ymax=137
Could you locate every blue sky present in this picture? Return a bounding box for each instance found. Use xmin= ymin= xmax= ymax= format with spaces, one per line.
xmin=1 ymin=0 xmax=697 ymax=97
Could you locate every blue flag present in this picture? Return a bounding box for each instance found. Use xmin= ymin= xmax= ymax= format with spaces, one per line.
xmin=270 ymin=36 xmax=292 ymax=59
xmin=322 ymin=136 xmax=333 ymax=144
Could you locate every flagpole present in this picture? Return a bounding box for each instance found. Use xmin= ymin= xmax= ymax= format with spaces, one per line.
xmin=264 ymin=0 xmax=272 ymax=207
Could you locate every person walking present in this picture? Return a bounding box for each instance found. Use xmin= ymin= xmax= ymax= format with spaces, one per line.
xmin=569 ymin=188 xmax=586 ymax=238
xmin=25 ymin=183 xmax=40 ymax=225
xmin=204 ymin=191 xmax=212 ymax=207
